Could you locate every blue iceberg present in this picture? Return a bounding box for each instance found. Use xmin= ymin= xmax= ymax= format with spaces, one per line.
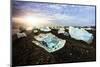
xmin=69 ymin=26 xmax=93 ymax=44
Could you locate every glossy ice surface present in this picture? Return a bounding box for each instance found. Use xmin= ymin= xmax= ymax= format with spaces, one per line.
xmin=69 ymin=26 xmax=93 ymax=44
xmin=32 ymin=33 xmax=66 ymax=52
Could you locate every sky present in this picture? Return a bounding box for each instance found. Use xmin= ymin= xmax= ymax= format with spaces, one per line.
xmin=12 ymin=1 xmax=96 ymax=26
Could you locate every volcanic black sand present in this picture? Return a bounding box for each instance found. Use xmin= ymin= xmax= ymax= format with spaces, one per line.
xmin=12 ymin=29 xmax=96 ymax=66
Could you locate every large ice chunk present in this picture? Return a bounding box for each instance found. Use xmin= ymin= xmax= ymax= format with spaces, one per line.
xmin=32 ymin=33 xmax=66 ymax=53
xmin=69 ymin=26 xmax=93 ymax=44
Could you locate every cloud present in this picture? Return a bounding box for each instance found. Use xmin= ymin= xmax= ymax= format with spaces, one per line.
xmin=13 ymin=1 xmax=95 ymax=26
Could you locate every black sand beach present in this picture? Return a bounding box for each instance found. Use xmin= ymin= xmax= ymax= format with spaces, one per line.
xmin=12 ymin=29 xmax=96 ymax=66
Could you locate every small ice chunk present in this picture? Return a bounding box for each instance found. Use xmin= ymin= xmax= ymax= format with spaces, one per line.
xmin=17 ymin=32 xmax=27 ymax=38
xmin=63 ymin=32 xmax=69 ymax=36
xmin=33 ymin=29 xmax=38 ymax=33
xmin=58 ymin=28 xmax=65 ymax=34
xmin=69 ymin=26 xmax=93 ymax=44
xmin=40 ymin=27 xmax=51 ymax=32
xmin=58 ymin=28 xmax=69 ymax=36
xmin=32 ymin=33 xmax=66 ymax=53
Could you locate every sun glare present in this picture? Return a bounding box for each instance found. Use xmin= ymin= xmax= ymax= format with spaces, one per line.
xmin=24 ymin=16 xmax=40 ymax=26
xmin=12 ymin=15 xmax=51 ymax=28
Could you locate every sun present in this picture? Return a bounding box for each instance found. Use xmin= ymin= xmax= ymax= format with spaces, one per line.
xmin=12 ymin=14 xmax=51 ymax=28
xmin=23 ymin=16 xmax=41 ymax=26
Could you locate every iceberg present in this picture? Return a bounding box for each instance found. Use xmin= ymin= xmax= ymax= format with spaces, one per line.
xmin=69 ymin=26 xmax=93 ymax=44
xmin=32 ymin=33 xmax=66 ymax=53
